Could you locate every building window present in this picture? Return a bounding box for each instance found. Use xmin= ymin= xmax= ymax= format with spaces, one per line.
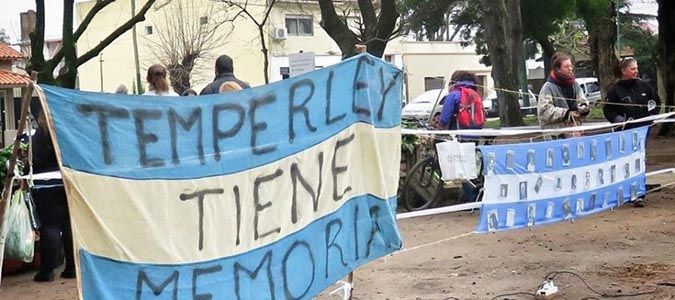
xmin=144 ymin=26 xmax=153 ymax=35
xmin=280 ymin=67 xmax=290 ymax=79
xmin=285 ymin=16 xmax=313 ymax=36
xmin=200 ymin=16 xmax=208 ymax=25
xmin=476 ymin=75 xmax=487 ymax=97
xmin=424 ymin=76 xmax=444 ymax=91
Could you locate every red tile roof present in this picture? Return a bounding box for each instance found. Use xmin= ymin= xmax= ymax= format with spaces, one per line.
xmin=0 ymin=43 xmax=24 ymax=60
xmin=0 ymin=69 xmax=31 ymax=87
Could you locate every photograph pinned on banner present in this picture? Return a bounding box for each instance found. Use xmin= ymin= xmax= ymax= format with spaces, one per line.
xmin=435 ymin=140 xmax=477 ymax=180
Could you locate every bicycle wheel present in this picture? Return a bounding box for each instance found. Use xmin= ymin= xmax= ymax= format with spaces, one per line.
xmin=401 ymin=156 xmax=444 ymax=211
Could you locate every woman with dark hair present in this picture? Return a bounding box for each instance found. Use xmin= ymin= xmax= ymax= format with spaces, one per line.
xmin=438 ymin=70 xmax=482 ymax=130
xmin=537 ymin=52 xmax=590 ymax=129
xmin=143 ymin=64 xmax=178 ymax=96
xmin=603 ymin=58 xmax=660 ymax=124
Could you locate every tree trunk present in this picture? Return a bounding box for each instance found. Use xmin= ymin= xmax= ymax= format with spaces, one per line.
xmin=318 ymin=0 xmax=398 ymax=59
xmin=29 ymin=0 xmax=156 ymax=88
xmin=584 ymin=3 xmax=618 ymax=99
xmin=537 ymin=37 xmax=556 ymax=76
xmin=657 ymin=0 xmax=675 ymax=135
xmin=259 ymin=26 xmax=270 ymax=84
xmin=480 ymin=0 xmax=524 ymax=127
xmin=28 ymin=0 xmax=54 ymax=85
xmin=59 ymin=0 xmax=78 ymax=89
xmin=318 ymin=0 xmax=360 ymax=58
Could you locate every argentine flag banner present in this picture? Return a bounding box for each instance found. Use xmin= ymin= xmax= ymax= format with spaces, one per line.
xmin=38 ymin=53 xmax=403 ymax=299
xmin=477 ymin=126 xmax=649 ymax=232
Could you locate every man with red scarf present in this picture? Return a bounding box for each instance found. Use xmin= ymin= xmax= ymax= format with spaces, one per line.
xmin=537 ymin=52 xmax=590 ymax=129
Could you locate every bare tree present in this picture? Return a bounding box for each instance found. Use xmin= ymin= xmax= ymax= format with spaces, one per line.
xmin=221 ymin=0 xmax=277 ymax=84
xmin=0 ymin=28 xmax=9 ymax=43
xmin=29 ymin=0 xmax=157 ymax=88
xmin=317 ymin=0 xmax=400 ymax=59
xmin=148 ymin=1 xmax=234 ymax=94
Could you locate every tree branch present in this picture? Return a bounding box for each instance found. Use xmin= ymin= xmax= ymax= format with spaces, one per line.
xmin=29 ymin=0 xmax=49 ymax=83
xmin=375 ymin=0 xmax=399 ymax=40
xmin=76 ymin=0 xmax=115 ymax=41
xmin=357 ymin=0 xmax=376 ymax=32
xmin=48 ymin=0 xmax=114 ymax=70
xmin=76 ymin=0 xmax=157 ymax=67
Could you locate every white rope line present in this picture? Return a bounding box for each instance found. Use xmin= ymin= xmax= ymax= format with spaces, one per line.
xmin=389 ymin=231 xmax=475 ymax=256
xmin=397 ymin=201 xmax=482 ymax=220
xmin=645 ymin=168 xmax=675 ymax=177
xmin=401 ymin=112 xmax=675 ymax=137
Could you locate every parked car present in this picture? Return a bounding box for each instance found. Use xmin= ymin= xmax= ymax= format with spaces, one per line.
xmin=575 ymin=77 xmax=601 ymax=104
xmin=402 ymin=89 xmax=448 ymax=121
xmin=483 ymin=89 xmax=538 ymax=117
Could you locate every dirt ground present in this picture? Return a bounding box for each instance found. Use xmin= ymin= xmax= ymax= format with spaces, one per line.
xmin=1 ymin=136 xmax=674 ymax=300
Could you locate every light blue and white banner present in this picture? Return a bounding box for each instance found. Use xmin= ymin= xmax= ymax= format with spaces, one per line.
xmin=477 ymin=126 xmax=649 ymax=232
xmin=38 ymin=53 xmax=404 ymax=299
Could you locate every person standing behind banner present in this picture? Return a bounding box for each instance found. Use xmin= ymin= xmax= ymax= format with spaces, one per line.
xmin=115 ymin=84 xmax=129 ymax=94
xmin=143 ymin=64 xmax=179 ymax=96
xmin=438 ymin=71 xmax=484 ymax=204
xmin=200 ymin=55 xmax=250 ymax=95
xmin=438 ymin=71 xmax=484 ymax=130
xmin=538 ymin=52 xmax=590 ymax=130
xmin=605 ymin=58 xmax=660 ymax=208
xmin=31 ymin=113 xmax=75 ymax=282
xmin=603 ymin=57 xmax=661 ymax=126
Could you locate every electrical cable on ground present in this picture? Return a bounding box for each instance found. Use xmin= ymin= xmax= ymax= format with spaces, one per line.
xmin=489 ymin=291 xmax=537 ymax=300
xmin=544 ymin=270 xmax=661 ymax=298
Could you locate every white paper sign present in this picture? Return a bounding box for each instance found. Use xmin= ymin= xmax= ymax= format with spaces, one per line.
xmin=289 ymin=52 xmax=316 ymax=77
xmin=435 ymin=140 xmax=477 ymax=180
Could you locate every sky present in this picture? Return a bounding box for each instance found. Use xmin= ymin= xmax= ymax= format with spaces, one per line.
xmin=0 ymin=0 xmax=659 ymax=44
xmin=0 ymin=1 xmax=66 ymax=43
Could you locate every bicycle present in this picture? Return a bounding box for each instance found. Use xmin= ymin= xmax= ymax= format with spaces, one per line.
xmin=399 ymin=122 xmax=485 ymax=212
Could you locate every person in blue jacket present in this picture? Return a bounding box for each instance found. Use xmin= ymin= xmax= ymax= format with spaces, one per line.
xmin=439 ymin=71 xmax=480 ymax=130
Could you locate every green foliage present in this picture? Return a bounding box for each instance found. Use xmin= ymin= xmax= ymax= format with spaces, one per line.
xmin=522 ymin=0 xmax=576 ymax=40
xmin=618 ymin=10 xmax=658 ymax=82
xmin=401 ymin=120 xmax=419 ymax=155
xmin=551 ymin=20 xmax=589 ymax=59
xmin=401 ymin=0 xmax=459 ymax=40
xmin=0 ymin=142 xmax=28 ymax=194
xmin=521 ymin=0 xmax=576 ymax=59
xmin=576 ymin=0 xmax=615 ymax=27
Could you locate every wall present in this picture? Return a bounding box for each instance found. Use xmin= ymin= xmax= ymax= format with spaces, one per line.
xmin=75 ymin=0 xmax=492 ymax=99
xmin=393 ymin=41 xmax=493 ymax=103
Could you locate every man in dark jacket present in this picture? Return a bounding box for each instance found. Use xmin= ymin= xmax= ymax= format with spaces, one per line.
xmin=31 ymin=114 xmax=75 ymax=281
xmin=200 ymin=55 xmax=251 ymax=95
xmin=604 ymin=58 xmax=660 ymax=125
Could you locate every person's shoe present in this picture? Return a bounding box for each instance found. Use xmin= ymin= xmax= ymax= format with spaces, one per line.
xmin=60 ymin=269 xmax=76 ymax=279
xmin=33 ymin=270 xmax=54 ymax=282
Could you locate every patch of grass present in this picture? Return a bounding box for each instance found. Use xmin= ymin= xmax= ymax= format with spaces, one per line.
xmin=485 ymin=115 xmax=539 ymax=129
xmin=588 ymin=105 xmax=606 ymax=121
